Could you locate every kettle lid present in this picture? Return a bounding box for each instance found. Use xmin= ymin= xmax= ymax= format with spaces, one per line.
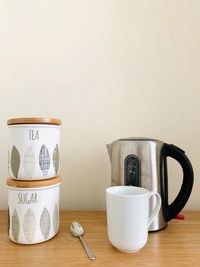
xmin=118 ymin=137 xmax=159 ymax=141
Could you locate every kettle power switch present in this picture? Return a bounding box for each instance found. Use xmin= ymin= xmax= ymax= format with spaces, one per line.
xmin=124 ymin=155 xmax=140 ymax=186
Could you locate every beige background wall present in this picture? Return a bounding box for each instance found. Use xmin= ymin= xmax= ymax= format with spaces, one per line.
xmin=0 ymin=0 xmax=199 ymax=210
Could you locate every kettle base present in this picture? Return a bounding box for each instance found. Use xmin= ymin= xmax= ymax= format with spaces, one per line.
xmin=149 ymin=224 xmax=168 ymax=232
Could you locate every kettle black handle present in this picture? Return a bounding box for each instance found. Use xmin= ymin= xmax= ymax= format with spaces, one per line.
xmin=161 ymin=144 xmax=194 ymax=222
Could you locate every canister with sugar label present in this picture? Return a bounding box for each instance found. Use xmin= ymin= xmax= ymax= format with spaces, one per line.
xmin=7 ymin=117 xmax=61 ymax=180
xmin=7 ymin=176 xmax=61 ymax=244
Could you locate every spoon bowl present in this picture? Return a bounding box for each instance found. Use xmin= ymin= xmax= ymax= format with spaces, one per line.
xmin=70 ymin=222 xmax=84 ymax=237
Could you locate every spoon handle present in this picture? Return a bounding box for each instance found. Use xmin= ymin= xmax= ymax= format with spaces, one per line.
xmin=79 ymin=235 xmax=96 ymax=260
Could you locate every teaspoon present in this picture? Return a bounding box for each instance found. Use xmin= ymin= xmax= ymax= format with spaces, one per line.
xmin=70 ymin=221 xmax=96 ymax=260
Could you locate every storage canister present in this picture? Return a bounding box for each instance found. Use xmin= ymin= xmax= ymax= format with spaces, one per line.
xmin=7 ymin=117 xmax=61 ymax=180
xmin=7 ymin=176 xmax=61 ymax=244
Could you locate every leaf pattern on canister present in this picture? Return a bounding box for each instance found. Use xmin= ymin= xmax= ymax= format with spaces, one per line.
xmin=11 ymin=146 xmax=20 ymax=178
xmin=53 ymin=204 xmax=59 ymax=234
xmin=39 ymin=145 xmax=50 ymax=176
xmin=52 ymin=144 xmax=59 ymax=175
xmin=23 ymin=147 xmax=36 ymax=177
xmin=12 ymin=209 xmax=20 ymax=242
xmin=23 ymin=208 xmax=36 ymax=243
xmin=40 ymin=207 xmax=51 ymax=239
xmin=8 ymin=150 xmax=10 ymax=175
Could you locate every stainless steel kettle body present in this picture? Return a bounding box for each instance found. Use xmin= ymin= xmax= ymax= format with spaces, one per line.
xmin=107 ymin=138 xmax=194 ymax=231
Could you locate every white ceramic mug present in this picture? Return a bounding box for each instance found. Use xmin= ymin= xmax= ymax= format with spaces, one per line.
xmin=106 ymin=186 xmax=161 ymax=253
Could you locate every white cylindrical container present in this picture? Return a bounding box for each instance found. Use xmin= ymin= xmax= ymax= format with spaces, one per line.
xmin=7 ymin=176 xmax=61 ymax=245
xmin=7 ymin=117 xmax=61 ymax=180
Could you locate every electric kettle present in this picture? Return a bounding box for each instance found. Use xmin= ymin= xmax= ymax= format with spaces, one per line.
xmin=106 ymin=138 xmax=194 ymax=231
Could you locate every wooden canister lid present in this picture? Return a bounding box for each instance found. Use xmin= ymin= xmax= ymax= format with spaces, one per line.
xmin=7 ymin=117 xmax=61 ymax=126
xmin=6 ymin=176 xmax=61 ymax=188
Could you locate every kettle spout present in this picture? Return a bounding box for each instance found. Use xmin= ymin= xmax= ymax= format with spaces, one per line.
xmin=106 ymin=143 xmax=112 ymax=161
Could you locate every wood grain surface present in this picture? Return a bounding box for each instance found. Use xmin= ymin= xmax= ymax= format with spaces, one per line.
xmin=0 ymin=211 xmax=200 ymax=267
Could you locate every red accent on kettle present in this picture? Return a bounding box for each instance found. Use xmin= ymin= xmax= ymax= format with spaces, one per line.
xmin=175 ymin=214 xmax=185 ymax=220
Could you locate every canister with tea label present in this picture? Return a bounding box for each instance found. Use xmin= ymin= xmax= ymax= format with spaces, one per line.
xmin=7 ymin=176 xmax=61 ymax=244
xmin=7 ymin=117 xmax=61 ymax=180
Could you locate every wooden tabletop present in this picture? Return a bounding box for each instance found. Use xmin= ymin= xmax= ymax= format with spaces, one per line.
xmin=0 ymin=211 xmax=200 ymax=267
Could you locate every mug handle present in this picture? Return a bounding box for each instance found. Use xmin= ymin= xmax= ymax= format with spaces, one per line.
xmin=148 ymin=192 xmax=162 ymax=227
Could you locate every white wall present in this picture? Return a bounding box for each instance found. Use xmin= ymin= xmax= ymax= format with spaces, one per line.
xmin=0 ymin=0 xmax=199 ymax=210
